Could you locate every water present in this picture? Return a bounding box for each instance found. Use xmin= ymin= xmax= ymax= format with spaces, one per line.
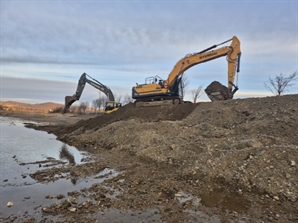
xmin=0 ymin=116 xmax=87 ymax=186
xmin=0 ymin=116 xmax=92 ymax=218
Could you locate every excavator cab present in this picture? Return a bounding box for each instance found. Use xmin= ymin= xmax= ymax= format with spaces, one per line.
xmin=104 ymin=101 xmax=122 ymax=114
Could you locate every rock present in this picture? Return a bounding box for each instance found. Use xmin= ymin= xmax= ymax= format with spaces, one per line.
xmin=42 ymin=207 xmax=53 ymax=213
xmin=56 ymin=194 xmax=65 ymax=199
xmin=82 ymin=201 xmax=90 ymax=208
xmin=7 ymin=202 xmax=14 ymax=207
xmin=290 ymin=160 xmax=296 ymax=166
xmin=175 ymin=193 xmax=182 ymax=197
xmin=68 ymin=207 xmax=76 ymax=212
xmin=69 ymin=197 xmax=78 ymax=204
xmin=170 ymin=145 xmax=176 ymax=150
xmin=45 ymin=194 xmax=50 ymax=199
xmin=274 ymin=213 xmax=280 ymax=220
xmin=92 ymin=183 xmax=99 ymax=187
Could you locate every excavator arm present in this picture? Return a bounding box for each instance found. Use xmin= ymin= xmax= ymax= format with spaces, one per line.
xmin=63 ymin=73 xmax=116 ymax=113
xmin=165 ymin=36 xmax=241 ymax=92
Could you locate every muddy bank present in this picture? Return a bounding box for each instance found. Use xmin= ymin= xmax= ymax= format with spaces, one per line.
xmin=2 ymin=95 xmax=298 ymax=222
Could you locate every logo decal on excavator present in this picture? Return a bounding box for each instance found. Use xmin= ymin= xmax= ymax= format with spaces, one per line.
xmin=200 ymin=52 xmax=217 ymax=59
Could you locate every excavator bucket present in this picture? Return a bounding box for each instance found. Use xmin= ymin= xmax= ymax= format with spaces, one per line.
xmin=205 ymin=81 xmax=233 ymax=102
xmin=63 ymin=95 xmax=77 ymax=113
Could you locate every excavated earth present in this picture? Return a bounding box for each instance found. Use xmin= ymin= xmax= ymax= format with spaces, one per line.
xmin=2 ymin=94 xmax=298 ymax=222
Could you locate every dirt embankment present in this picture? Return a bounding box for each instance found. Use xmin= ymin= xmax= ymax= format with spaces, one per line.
xmin=2 ymin=95 xmax=298 ymax=222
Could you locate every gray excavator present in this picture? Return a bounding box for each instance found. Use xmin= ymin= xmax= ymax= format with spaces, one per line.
xmin=63 ymin=73 xmax=121 ymax=114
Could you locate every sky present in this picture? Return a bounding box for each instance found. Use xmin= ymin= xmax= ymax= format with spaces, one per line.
xmin=1 ymin=0 xmax=297 ymax=105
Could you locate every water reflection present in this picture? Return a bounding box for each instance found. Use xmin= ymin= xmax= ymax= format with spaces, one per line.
xmin=0 ymin=116 xmax=89 ymax=187
xmin=59 ymin=144 xmax=75 ymax=165
xmin=71 ymin=178 xmax=77 ymax=185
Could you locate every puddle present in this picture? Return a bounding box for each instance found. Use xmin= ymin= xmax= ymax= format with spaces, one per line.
xmin=200 ymin=188 xmax=250 ymax=213
xmin=0 ymin=167 xmax=121 ymax=219
xmin=93 ymin=208 xmax=162 ymax=223
xmin=172 ymin=190 xmax=251 ymax=222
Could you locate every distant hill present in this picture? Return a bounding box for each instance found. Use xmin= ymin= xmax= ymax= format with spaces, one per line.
xmin=0 ymin=101 xmax=64 ymax=113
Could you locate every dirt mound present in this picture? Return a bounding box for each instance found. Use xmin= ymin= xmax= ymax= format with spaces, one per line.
xmin=55 ymin=102 xmax=199 ymax=135
xmin=7 ymin=94 xmax=298 ymax=223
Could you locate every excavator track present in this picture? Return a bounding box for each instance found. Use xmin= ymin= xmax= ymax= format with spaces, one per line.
xmin=134 ymin=97 xmax=182 ymax=107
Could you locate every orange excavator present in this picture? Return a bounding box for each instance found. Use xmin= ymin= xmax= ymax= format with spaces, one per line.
xmin=132 ymin=36 xmax=241 ymax=106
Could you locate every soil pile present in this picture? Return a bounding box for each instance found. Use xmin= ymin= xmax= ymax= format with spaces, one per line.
xmin=3 ymin=94 xmax=298 ymax=223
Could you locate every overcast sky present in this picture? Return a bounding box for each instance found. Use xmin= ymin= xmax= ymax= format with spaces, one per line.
xmin=1 ymin=0 xmax=297 ymax=104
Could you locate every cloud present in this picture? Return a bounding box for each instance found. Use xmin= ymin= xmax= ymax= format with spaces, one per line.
xmin=2 ymin=1 xmax=296 ymax=66
xmin=1 ymin=1 xmax=297 ymax=104
xmin=0 ymin=76 xmax=133 ymax=104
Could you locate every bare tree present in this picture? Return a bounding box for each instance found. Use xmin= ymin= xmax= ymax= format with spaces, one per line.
xmin=181 ymin=75 xmax=189 ymax=98
xmin=71 ymin=105 xmax=79 ymax=113
xmin=92 ymin=99 xmax=98 ymax=113
xmin=79 ymin=101 xmax=89 ymax=114
xmin=191 ymin=85 xmax=204 ymax=103
xmin=93 ymin=96 xmax=107 ymax=112
xmin=264 ymin=71 xmax=298 ymax=96
xmin=122 ymin=93 xmax=134 ymax=105
xmin=115 ymin=94 xmax=123 ymax=104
